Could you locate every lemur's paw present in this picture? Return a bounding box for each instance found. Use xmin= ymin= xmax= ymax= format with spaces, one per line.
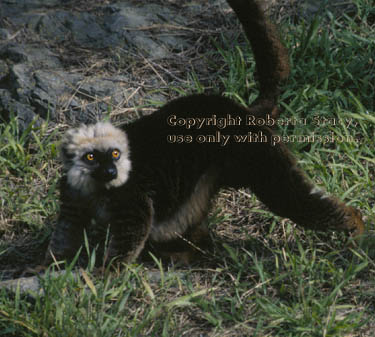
xmin=345 ymin=206 xmax=365 ymax=239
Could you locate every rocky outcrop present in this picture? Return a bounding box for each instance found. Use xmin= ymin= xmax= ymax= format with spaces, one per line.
xmin=0 ymin=0 xmax=354 ymax=130
xmin=0 ymin=0 xmax=222 ymax=128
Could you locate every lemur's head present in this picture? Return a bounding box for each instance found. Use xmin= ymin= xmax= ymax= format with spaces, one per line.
xmin=61 ymin=122 xmax=131 ymax=194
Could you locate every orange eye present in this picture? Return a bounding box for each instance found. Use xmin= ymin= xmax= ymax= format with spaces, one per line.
xmin=112 ymin=149 xmax=120 ymax=159
xmin=86 ymin=153 xmax=95 ymax=161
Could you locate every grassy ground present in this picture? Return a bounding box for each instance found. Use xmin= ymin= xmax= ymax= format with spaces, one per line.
xmin=0 ymin=0 xmax=374 ymax=336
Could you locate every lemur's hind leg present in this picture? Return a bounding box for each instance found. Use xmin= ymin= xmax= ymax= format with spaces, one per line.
xmin=227 ymin=127 xmax=365 ymax=237
xmin=145 ymin=222 xmax=212 ymax=265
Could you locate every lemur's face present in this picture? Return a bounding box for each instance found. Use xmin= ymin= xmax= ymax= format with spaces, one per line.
xmin=82 ymin=148 xmax=121 ymax=183
xmin=61 ymin=122 xmax=131 ymax=194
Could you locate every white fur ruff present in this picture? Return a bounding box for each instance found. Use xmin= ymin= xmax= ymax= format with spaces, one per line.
xmin=61 ymin=122 xmax=131 ymax=194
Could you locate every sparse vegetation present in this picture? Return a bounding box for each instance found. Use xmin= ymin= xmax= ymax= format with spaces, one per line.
xmin=0 ymin=0 xmax=374 ymax=336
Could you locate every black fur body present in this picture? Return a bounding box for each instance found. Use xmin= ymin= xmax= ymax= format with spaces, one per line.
xmin=47 ymin=94 xmax=364 ymax=264
xmin=46 ymin=0 xmax=364 ymax=265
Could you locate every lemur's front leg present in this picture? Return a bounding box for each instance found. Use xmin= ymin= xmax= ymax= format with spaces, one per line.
xmin=45 ymin=178 xmax=90 ymax=265
xmin=106 ymin=187 xmax=153 ymax=264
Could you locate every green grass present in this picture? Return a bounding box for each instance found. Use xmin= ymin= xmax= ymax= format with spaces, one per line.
xmin=0 ymin=1 xmax=374 ymax=336
xmin=0 ymin=119 xmax=61 ymax=268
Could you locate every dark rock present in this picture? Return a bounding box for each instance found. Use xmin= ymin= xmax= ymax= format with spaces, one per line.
xmin=34 ymin=12 xmax=70 ymax=43
xmin=0 ymin=89 xmax=37 ymax=130
xmin=1 ymin=45 xmax=30 ymax=63
xmin=31 ymin=87 xmax=56 ymax=119
xmin=0 ymin=29 xmax=11 ymax=40
xmin=0 ymin=0 xmax=218 ymax=127
xmin=105 ymin=3 xmax=191 ymax=58
xmin=0 ymin=44 xmax=61 ymax=68
xmin=9 ymin=64 xmax=35 ymax=104
xmin=0 ymin=60 xmax=9 ymax=82
xmin=36 ymin=11 xmax=111 ymax=48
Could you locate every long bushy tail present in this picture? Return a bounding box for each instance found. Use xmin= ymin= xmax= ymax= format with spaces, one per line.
xmin=226 ymin=0 xmax=365 ymax=238
xmin=227 ymin=0 xmax=290 ymax=115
